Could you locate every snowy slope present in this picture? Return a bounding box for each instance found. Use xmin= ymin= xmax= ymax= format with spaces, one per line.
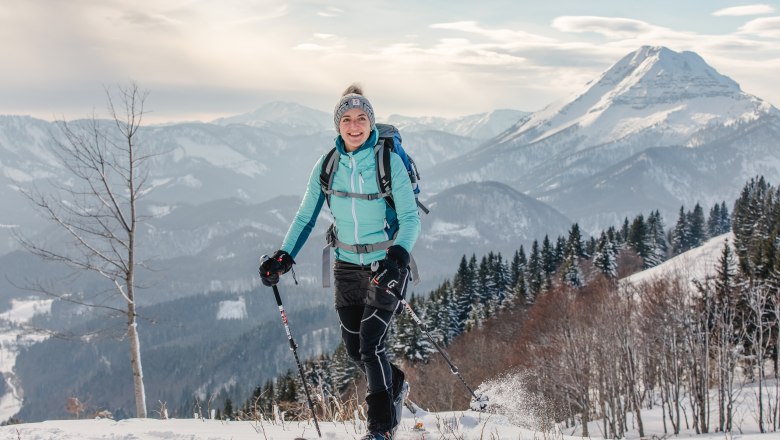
xmin=384 ymin=108 xmax=529 ymax=139
xmin=1 ymin=378 xmax=778 ymax=439
xmin=622 ymin=232 xmax=734 ymax=288
xmin=0 ymin=298 xmax=52 ymax=421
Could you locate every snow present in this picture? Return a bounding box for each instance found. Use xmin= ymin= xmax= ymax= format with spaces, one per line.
xmin=0 ymin=298 xmax=52 ymax=421
xmin=0 ymin=407 xmax=563 ymax=439
xmin=622 ymin=232 xmax=734 ymax=289
xmin=171 ymin=140 xmax=267 ymax=177
xmin=1 ymin=385 xmax=778 ymax=440
xmin=216 ymin=297 xmax=247 ymax=320
xmin=427 ymin=220 xmax=480 ymax=239
xmin=0 ymin=298 xmax=53 ymax=324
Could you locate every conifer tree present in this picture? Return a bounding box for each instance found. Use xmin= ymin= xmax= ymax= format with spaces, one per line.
xmin=672 ymin=205 xmax=690 ymax=255
xmin=647 ymin=210 xmax=668 ymax=267
xmin=628 ymin=214 xmax=651 ymax=266
xmin=434 ymin=280 xmax=458 ymax=343
xmin=688 ymin=202 xmax=707 ymax=246
xmin=330 ymin=341 xmax=359 ymax=392
xmin=567 ymin=223 xmax=586 ymax=258
xmin=720 ymin=201 xmax=731 ymax=234
xmin=561 ymin=241 xmax=583 ymax=287
xmin=526 ymin=240 xmax=544 ymax=302
xmin=477 ymin=255 xmax=493 ymax=317
xmin=541 ymin=236 xmax=555 ymax=291
xmin=593 ymin=231 xmax=618 ymax=278
xmin=555 ymin=236 xmax=567 ymax=267
xmin=708 ymin=203 xmax=722 ymax=237
xmin=452 ymin=255 xmax=475 ymax=334
xmin=620 ymin=217 xmax=631 ymax=244
xmin=510 ymin=247 xmax=527 ymax=288
xmin=586 ymin=236 xmax=597 ymax=257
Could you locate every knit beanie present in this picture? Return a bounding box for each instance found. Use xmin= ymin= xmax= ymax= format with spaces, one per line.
xmin=333 ymin=84 xmax=375 ymax=132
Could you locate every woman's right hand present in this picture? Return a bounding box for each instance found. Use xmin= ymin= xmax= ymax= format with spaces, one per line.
xmin=259 ymin=250 xmax=294 ymax=286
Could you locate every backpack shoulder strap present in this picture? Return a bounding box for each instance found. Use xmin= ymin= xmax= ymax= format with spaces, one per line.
xmin=319 ymin=147 xmax=340 ymax=207
xmin=374 ymin=139 xmax=395 ymax=211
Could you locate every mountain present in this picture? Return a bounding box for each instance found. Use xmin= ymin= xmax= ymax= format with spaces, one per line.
xmin=414 ymin=181 xmax=573 ymax=284
xmin=426 ymin=46 xmax=780 ymax=230
xmin=384 ymin=109 xmax=529 ymax=139
xmin=0 ymin=103 xmax=528 ymax=256
xmin=211 ymin=101 xmax=332 ymax=135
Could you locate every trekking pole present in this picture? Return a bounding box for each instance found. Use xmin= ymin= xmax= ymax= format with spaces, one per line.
xmin=262 ymin=258 xmax=322 ymax=437
xmin=383 ymin=284 xmax=488 ymax=409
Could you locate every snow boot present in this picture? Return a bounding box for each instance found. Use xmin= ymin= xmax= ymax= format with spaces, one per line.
xmin=389 ymin=363 xmax=406 ymax=432
xmin=393 ymin=381 xmax=409 ymax=432
xmin=366 ymin=390 xmax=394 ymax=438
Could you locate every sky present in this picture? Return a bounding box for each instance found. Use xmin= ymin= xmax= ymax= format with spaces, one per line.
xmin=1 ymin=0 xmax=779 ymax=124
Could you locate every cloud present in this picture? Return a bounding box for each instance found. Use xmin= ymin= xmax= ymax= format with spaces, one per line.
xmin=317 ymin=7 xmax=343 ymax=17
xmin=431 ymin=21 xmax=556 ymax=44
xmin=119 ymin=11 xmax=182 ymax=28
xmin=552 ymin=16 xmax=659 ymax=38
xmin=738 ymin=16 xmax=780 ymax=38
xmin=712 ymin=4 xmax=775 ymax=16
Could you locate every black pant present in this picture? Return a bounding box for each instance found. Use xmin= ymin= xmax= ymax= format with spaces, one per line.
xmin=335 ymin=261 xmax=406 ymax=433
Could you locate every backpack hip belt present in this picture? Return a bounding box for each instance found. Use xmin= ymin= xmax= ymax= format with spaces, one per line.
xmin=322 ymin=225 xmax=420 ymax=288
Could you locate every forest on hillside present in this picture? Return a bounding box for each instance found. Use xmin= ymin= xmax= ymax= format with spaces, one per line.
xmin=212 ymin=176 xmax=780 ymax=438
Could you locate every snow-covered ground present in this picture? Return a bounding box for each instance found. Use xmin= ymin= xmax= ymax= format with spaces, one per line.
xmin=1 ymin=386 xmax=779 ymax=440
xmin=0 ymin=298 xmax=52 ymax=422
xmin=622 ymin=232 xmax=734 ymax=289
xmin=0 ymin=406 xmax=541 ymax=440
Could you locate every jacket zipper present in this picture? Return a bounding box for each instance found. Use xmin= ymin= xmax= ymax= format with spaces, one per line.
xmin=349 ymin=155 xmax=363 ymax=265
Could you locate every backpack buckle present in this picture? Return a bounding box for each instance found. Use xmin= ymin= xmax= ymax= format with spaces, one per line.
xmin=353 ymin=243 xmax=371 ymax=253
xmin=325 ymin=224 xmax=337 ymax=246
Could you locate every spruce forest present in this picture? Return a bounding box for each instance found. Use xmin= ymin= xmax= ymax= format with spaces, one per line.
xmin=214 ymin=176 xmax=780 ymax=438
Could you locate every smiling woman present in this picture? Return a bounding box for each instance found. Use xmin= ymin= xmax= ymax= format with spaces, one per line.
xmin=259 ymin=83 xmax=421 ymax=440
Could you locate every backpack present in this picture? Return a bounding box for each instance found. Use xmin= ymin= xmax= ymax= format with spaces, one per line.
xmin=318 ymin=123 xmax=425 ymax=287
xmin=319 ymin=123 xmax=429 ymax=214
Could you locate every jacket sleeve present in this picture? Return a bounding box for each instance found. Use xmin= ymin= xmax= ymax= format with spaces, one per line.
xmin=388 ymin=153 xmax=421 ymax=253
xmin=280 ymin=156 xmax=326 ymax=258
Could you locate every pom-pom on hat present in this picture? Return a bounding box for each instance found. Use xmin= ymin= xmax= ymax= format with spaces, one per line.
xmin=333 ymin=83 xmax=375 ymax=132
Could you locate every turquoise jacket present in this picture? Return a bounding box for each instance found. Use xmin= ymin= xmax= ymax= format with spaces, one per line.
xmin=280 ymin=128 xmax=421 ymax=265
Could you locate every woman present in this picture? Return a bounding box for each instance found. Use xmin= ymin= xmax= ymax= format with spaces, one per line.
xmin=259 ymin=84 xmax=421 ymax=440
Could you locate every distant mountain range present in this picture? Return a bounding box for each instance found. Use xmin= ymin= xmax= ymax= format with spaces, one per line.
xmin=2 ymin=45 xmax=779 ymax=422
xmin=426 ymin=46 xmax=780 ymax=231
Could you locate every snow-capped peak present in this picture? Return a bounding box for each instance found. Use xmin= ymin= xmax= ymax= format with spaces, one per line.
xmin=499 ymin=46 xmax=773 ymax=148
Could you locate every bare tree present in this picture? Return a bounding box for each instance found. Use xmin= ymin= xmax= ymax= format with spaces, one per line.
xmin=743 ymin=279 xmax=772 ymax=433
xmin=17 ymin=82 xmax=151 ymax=418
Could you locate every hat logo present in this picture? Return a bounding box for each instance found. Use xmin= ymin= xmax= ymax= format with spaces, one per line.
xmin=351 ymin=98 xmax=361 ymax=106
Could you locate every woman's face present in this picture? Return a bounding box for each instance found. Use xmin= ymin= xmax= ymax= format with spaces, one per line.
xmin=338 ymin=108 xmax=371 ymax=151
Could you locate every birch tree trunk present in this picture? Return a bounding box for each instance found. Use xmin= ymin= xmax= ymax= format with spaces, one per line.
xmin=17 ymin=81 xmax=151 ymax=418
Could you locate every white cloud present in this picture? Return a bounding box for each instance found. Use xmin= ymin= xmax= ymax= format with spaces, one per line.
xmin=738 ymin=16 xmax=780 ymax=38
xmin=712 ymin=4 xmax=775 ymax=16
xmin=431 ymin=21 xmax=556 ymax=44
xmin=317 ymin=7 xmax=343 ymax=17
xmin=552 ymin=16 xmax=660 ymax=38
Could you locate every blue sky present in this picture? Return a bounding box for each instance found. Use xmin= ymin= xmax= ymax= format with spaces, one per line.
xmin=1 ymin=0 xmax=778 ymax=123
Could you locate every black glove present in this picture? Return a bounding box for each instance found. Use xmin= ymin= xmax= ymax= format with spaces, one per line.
xmin=259 ymin=250 xmax=295 ymax=286
xmin=371 ymin=245 xmax=410 ymax=299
